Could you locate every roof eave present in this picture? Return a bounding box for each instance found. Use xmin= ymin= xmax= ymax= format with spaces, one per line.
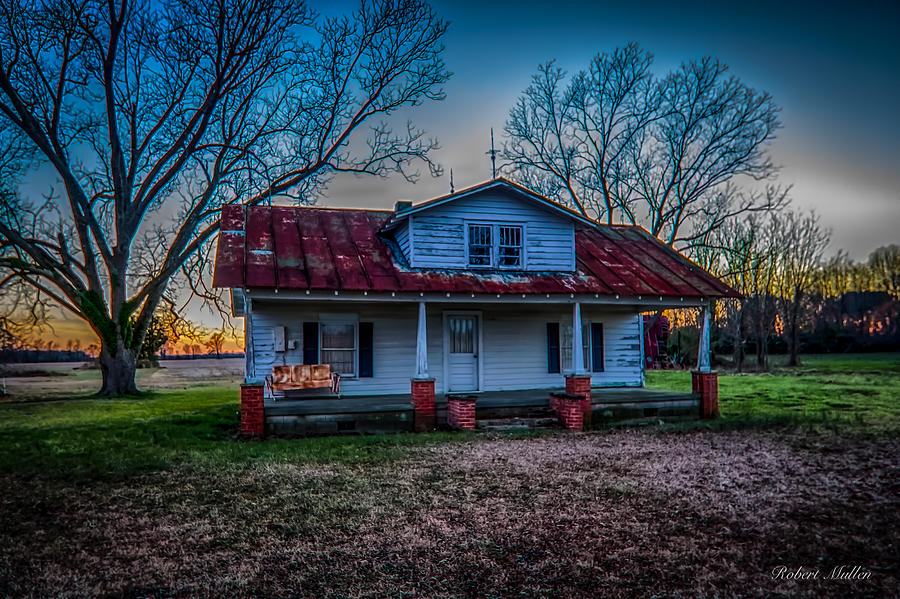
xmin=378 ymin=178 xmax=598 ymax=234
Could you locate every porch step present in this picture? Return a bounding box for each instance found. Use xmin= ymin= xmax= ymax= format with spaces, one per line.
xmin=475 ymin=417 xmax=559 ymax=432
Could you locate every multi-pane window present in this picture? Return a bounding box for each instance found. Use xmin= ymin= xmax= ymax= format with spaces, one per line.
xmin=498 ymin=226 xmax=522 ymax=267
xmin=320 ymin=322 xmax=356 ymax=376
xmin=468 ymin=225 xmax=492 ymax=266
xmin=560 ymin=323 xmax=591 ymax=373
xmin=467 ymin=223 xmax=523 ymax=268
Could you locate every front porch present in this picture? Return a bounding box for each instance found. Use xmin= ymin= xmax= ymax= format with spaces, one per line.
xmin=263 ymin=386 xmax=701 ymax=436
xmin=238 ymin=295 xmax=720 ymax=437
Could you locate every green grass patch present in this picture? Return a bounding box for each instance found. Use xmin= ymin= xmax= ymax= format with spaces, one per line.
xmin=647 ymin=352 xmax=900 ymax=432
xmin=1 ymin=353 xmax=897 ymax=481
xmin=0 ymin=386 xmax=470 ymax=480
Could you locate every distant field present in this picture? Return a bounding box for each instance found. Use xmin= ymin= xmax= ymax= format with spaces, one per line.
xmin=0 ymin=357 xmax=245 ymax=402
xmin=0 ymin=354 xmax=897 ymax=597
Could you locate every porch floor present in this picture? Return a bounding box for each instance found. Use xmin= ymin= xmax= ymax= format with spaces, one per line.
xmin=264 ymin=387 xmax=697 ymax=416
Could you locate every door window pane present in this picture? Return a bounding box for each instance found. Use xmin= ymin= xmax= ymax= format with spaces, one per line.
xmin=450 ymin=317 xmax=475 ymax=353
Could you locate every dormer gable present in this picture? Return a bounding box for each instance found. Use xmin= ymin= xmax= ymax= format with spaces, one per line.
xmin=383 ymin=179 xmax=592 ymax=272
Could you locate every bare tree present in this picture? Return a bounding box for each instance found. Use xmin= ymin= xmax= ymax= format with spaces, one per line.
xmin=504 ymin=44 xmax=783 ymax=249
xmin=205 ymin=331 xmax=225 ymax=359
xmin=774 ymin=210 xmax=830 ymax=366
xmin=504 ymin=45 xmax=658 ymax=220
xmin=868 ymin=245 xmax=900 ymax=296
xmin=704 ymin=210 xmax=782 ymax=370
xmin=703 ymin=217 xmax=757 ymax=372
xmin=0 ymin=0 xmax=449 ymax=394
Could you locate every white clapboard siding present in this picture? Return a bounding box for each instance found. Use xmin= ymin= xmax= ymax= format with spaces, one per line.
xmin=582 ymin=307 xmax=643 ymax=387
xmin=394 ymin=224 xmax=410 ymax=262
xmin=250 ymin=301 xmax=445 ymax=396
xmin=406 ymin=191 xmax=575 ymax=271
xmin=249 ymin=300 xmax=642 ymax=396
xmin=480 ymin=306 xmax=643 ymax=390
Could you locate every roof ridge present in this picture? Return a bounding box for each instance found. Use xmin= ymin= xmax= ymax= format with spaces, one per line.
xmin=250 ymin=204 xmax=394 ymax=213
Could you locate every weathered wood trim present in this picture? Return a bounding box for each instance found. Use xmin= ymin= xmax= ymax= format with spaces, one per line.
xmin=407 ymin=215 xmax=416 ymax=268
xmin=382 ymin=179 xmax=598 ymax=229
xmin=245 ymin=295 xmax=256 ymax=384
xmin=570 ymin=226 xmax=576 ymax=271
xmin=231 ymin=288 xmax=246 ymax=316
xmin=246 ymin=289 xmax=709 ymax=308
xmin=638 ymin=312 xmax=646 ymax=387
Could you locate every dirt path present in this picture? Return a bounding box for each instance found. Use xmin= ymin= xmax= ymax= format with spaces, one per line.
xmin=1 ymin=428 xmax=896 ymax=598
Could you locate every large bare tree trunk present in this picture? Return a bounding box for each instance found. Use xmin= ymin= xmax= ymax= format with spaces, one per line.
xmin=98 ymin=341 xmax=139 ymax=396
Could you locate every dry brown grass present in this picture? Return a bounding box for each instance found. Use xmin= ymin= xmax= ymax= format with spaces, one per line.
xmin=1 ymin=428 xmax=897 ymax=598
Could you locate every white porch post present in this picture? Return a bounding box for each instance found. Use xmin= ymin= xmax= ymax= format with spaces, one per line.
xmin=414 ymin=301 xmax=429 ymax=379
xmin=572 ymin=301 xmax=586 ymax=374
xmin=697 ymin=303 xmax=711 ymax=373
xmin=244 ymin=295 xmax=255 ymax=384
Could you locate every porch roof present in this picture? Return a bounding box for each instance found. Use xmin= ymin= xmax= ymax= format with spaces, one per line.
xmin=212 ymin=204 xmax=739 ymax=299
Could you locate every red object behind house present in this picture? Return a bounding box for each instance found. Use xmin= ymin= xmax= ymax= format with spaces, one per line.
xmin=643 ymin=314 xmax=671 ymax=368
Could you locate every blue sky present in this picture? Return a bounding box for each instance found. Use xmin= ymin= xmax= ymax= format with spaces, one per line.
xmin=319 ymin=0 xmax=900 ymax=260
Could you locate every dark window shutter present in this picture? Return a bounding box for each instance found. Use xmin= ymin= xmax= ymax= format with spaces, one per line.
xmin=547 ymin=322 xmax=560 ymax=373
xmin=303 ymin=322 xmax=319 ymax=365
xmin=591 ymin=323 xmax=604 ymax=372
xmin=358 ymin=322 xmax=374 ymax=378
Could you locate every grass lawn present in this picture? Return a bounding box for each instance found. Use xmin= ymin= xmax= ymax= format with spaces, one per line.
xmin=0 ymin=354 xmax=897 ymax=597
xmin=647 ymin=352 xmax=900 ymax=433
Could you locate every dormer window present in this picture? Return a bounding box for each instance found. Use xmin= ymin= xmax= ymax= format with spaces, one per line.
xmin=468 ymin=224 xmax=492 ymax=266
xmin=498 ymin=225 xmax=522 ymax=267
xmin=467 ymin=223 xmax=524 ymax=268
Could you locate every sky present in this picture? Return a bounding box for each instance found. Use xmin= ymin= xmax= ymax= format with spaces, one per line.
xmin=317 ymin=0 xmax=900 ymax=261
xmin=43 ymin=0 xmax=900 ymax=347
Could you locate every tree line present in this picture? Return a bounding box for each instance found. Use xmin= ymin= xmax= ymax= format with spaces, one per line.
xmin=659 ymin=244 xmax=900 ymax=371
xmin=709 ymin=243 xmax=899 ymax=370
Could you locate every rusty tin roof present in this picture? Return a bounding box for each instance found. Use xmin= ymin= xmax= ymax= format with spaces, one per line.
xmin=212 ymin=202 xmax=738 ymax=299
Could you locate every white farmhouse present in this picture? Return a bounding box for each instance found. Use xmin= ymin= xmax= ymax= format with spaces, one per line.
xmin=213 ymin=179 xmax=735 ymax=436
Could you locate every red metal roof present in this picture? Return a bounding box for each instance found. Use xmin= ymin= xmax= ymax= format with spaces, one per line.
xmin=212 ymin=204 xmax=739 ymax=298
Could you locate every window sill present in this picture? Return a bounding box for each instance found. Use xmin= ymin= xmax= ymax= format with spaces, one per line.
xmin=466 ymin=265 xmax=526 ymax=270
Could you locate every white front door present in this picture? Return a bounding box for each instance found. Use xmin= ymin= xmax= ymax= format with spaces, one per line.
xmin=446 ymin=314 xmax=480 ymax=392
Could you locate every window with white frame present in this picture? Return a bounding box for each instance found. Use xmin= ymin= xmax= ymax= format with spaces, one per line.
xmin=320 ymin=321 xmax=357 ymax=376
xmin=468 ymin=224 xmax=492 ymax=266
xmin=498 ymin=225 xmax=522 ymax=267
xmin=560 ymin=322 xmax=591 ymax=373
xmin=467 ymin=223 xmax=523 ymax=268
